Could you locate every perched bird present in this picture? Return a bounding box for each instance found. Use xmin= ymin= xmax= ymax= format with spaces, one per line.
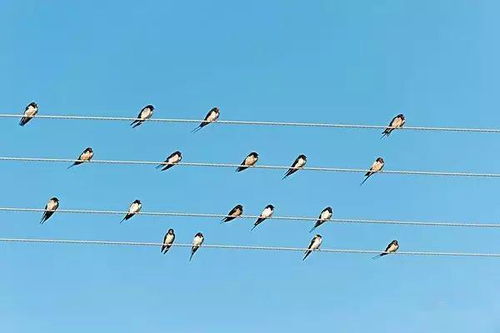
xmin=19 ymin=102 xmax=38 ymax=126
xmin=303 ymin=234 xmax=323 ymax=261
xmin=236 ymin=152 xmax=259 ymax=172
xmin=381 ymin=114 xmax=405 ymax=138
xmin=40 ymin=197 xmax=59 ymax=224
xmin=309 ymin=207 xmax=333 ymax=232
xmin=283 ymin=154 xmax=307 ymax=179
xmin=68 ymin=147 xmax=94 ymax=169
xmin=192 ymin=107 xmax=220 ymax=132
xmin=121 ymin=200 xmax=142 ymax=223
xmin=131 ymin=105 xmax=154 ymax=128
xmin=190 ymin=232 xmax=204 ymax=261
xmin=156 ymin=151 xmax=182 ymax=171
xmin=373 ymin=240 xmax=399 ymax=259
xmin=222 ymin=204 xmax=243 ymax=223
xmin=161 ymin=229 xmax=176 ymax=254
xmin=251 ymin=204 xmax=274 ymax=231
xmin=361 ymin=157 xmax=385 ymax=185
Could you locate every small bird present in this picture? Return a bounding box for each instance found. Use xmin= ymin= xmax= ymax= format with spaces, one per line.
xmin=236 ymin=152 xmax=259 ymax=172
xmin=373 ymin=240 xmax=399 ymax=259
xmin=40 ymin=197 xmax=59 ymax=224
xmin=161 ymin=229 xmax=176 ymax=254
xmin=68 ymin=147 xmax=94 ymax=169
xmin=283 ymin=154 xmax=307 ymax=179
xmin=190 ymin=232 xmax=204 ymax=261
xmin=156 ymin=151 xmax=182 ymax=171
xmin=381 ymin=114 xmax=405 ymax=138
xmin=251 ymin=204 xmax=274 ymax=231
xmin=192 ymin=107 xmax=220 ymax=132
xmin=131 ymin=105 xmax=154 ymax=128
xmin=361 ymin=157 xmax=385 ymax=185
xmin=309 ymin=207 xmax=333 ymax=232
xmin=303 ymin=234 xmax=323 ymax=261
xmin=121 ymin=200 xmax=142 ymax=223
xmin=222 ymin=204 xmax=243 ymax=223
xmin=19 ymin=102 xmax=38 ymax=126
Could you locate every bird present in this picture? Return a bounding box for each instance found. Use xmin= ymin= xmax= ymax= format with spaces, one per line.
xmin=381 ymin=114 xmax=405 ymax=138
xmin=251 ymin=204 xmax=274 ymax=230
xmin=192 ymin=107 xmax=220 ymax=132
xmin=68 ymin=147 xmax=94 ymax=169
xmin=161 ymin=229 xmax=176 ymax=254
xmin=19 ymin=102 xmax=38 ymax=126
xmin=40 ymin=197 xmax=59 ymax=224
xmin=361 ymin=157 xmax=385 ymax=185
xmin=309 ymin=207 xmax=333 ymax=232
xmin=156 ymin=151 xmax=182 ymax=171
xmin=236 ymin=152 xmax=259 ymax=172
xmin=130 ymin=105 xmax=154 ymax=128
xmin=303 ymin=234 xmax=323 ymax=261
xmin=283 ymin=154 xmax=307 ymax=179
xmin=372 ymin=240 xmax=399 ymax=259
xmin=121 ymin=200 xmax=142 ymax=223
xmin=190 ymin=232 xmax=204 ymax=261
xmin=222 ymin=204 xmax=243 ymax=223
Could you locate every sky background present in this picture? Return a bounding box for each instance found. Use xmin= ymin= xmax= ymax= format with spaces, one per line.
xmin=1 ymin=0 xmax=500 ymax=332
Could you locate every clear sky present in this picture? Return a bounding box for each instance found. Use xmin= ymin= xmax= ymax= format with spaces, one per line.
xmin=1 ymin=1 xmax=500 ymax=332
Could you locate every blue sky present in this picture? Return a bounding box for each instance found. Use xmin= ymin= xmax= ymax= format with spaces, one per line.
xmin=1 ymin=0 xmax=500 ymax=332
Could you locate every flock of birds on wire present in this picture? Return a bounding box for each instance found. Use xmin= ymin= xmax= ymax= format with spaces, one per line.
xmin=17 ymin=102 xmax=406 ymax=261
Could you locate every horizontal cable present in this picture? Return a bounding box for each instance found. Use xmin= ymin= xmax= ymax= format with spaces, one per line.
xmin=0 ymin=237 xmax=499 ymax=258
xmin=1 ymin=156 xmax=500 ymax=178
xmin=1 ymin=207 xmax=500 ymax=229
xmin=1 ymin=113 xmax=500 ymax=133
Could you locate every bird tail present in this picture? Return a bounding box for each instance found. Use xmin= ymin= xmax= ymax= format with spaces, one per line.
xmin=236 ymin=167 xmax=245 ymax=172
xmin=40 ymin=214 xmax=46 ymax=224
xmin=282 ymin=170 xmax=292 ymax=180
xmin=67 ymin=163 xmax=77 ymax=169
xmin=131 ymin=120 xmax=142 ymax=128
xmin=303 ymin=251 xmax=311 ymax=261
xmin=189 ymin=250 xmax=196 ymax=261
xmin=155 ymin=163 xmax=164 ymax=169
xmin=120 ymin=216 xmax=128 ymax=223
xmin=161 ymin=164 xmax=173 ymax=171
xmin=372 ymin=253 xmax=386 ymax=260
xmin=251 ymin=222 xmax=260 ymax=231
xmin=191 ymin=125 xmax=202 ymax=133
xmin=309 ymin=225 xmax=316 ymax=233
xmin=19 ymin=118 xmax=28 ymax=126
xmin=360 ymin=174 xmax=371 ymax=186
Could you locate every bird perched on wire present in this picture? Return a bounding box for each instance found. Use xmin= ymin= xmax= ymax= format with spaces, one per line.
xmin=192 ymin=107 xmax=220 ymax=132
xmin=40 ymin=197 xmax=59 ymax=224
xmin=68 ymin=147 xmax=94 ymax=169
xmin=190 ymin=232 xmax=204 ymax=261
xmin=236 ymin=152 xmax=259 ymax=172
xmin=381 ymin=114 xmax=405 ymax=138
xmin=130 ymin=105 xmax=154 ymax=128
xmin=121 ymin=200 xmax=142 ymax=223
xmin=283 ymin=154 xmax=307 ymax=179
xmin=161 ymin=229 xmax=175 ymax=254
xmin=309 ymin=207 xmax=333 ymax=232
xmin=303 ymin=234 xmax=322 ymax=261
xmin=156 ymin=151 xmax=182 ymax=171
xmin=19 ymin=102 xmax=38 ymax=126
xmin=372 ymin=240 xmax=399 ymax=259
xmin=251 ymin=204 xmax=274 ymax=231
xmin=361 ymin=157 xmax=384 ymax=185
xmin=222 ymin=204 xmax=243 ymax=223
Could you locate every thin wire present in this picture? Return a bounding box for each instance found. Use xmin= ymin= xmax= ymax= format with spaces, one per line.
xmin=0 ymin=237 xmax=499 ymax=258
xmin=1 ymin=113 xmax=500 ymax=133
xmin=1 ymin=207 xmax=500 ymax=229
xmin=0 ymin=156 xmax=499 ymax=178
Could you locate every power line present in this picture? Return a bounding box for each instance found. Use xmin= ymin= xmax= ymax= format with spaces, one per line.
xmin=1 ymin=113 xmax=500 ymax=134
xmin=1 ymin=156 xmax=499 ymax=178
xmin=1 ymin=206 xmax=500 ymax=229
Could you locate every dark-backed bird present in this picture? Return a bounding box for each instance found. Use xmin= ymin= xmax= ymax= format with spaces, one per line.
xmin=303 ymin=234 xmax=322 ymax=261
xmin=192 ymin=107 xmax=220 ymax=132
xmin=19 ymin=102 xmax=38 ymax=126
xmin=361 ymin=157 xmax=384 ymax=185
xmin=251 ymin=204 xmax=274 ymax=231
xmin=156 ymin=151 xmax=182 ymax=171
xmin=236 ymin=152 xmax=259 ymax=172
xmin=161 ymin=229 xmax=176 ymax=254
xmin=131 ymin=105 xmax=154 ymax=128
xmin=121 ymin=200 xmax=142 ymax=223
xmin=68 ymin=147 xmax=94 ymax=169
xmin=222 ymin=204 xmax=243 ymax=223
xmin=190 ymin=232 xmax=204 ymax=261
xmin=310 ymin=207 xmax=333 ymax=232
xmin=40 ymin=197 xmax=59 ymax=224
xmin=381 ymin=114 xmax=405 ymax=138
xmin=372 ymin=240 xmax=399 ymax=259
xmin=283 ymin=154 xmax=307 ymax=179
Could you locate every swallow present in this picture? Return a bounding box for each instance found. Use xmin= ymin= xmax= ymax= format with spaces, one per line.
xmin=283 ymin=154 xmax=307 ymax=179
xmin=40 ymin=197 xmax=59 ymax=224
xmin=192 ymin=107 xmax=220 ymax=132
xmin=131 ymin=105 xmax=154 ymax=128
xmin=222 ymin=204 xmax=243 ymax=223
xmin=309 ymin=207 xmax=333 ymax=232
xmin=121 ymin=200 xmax=142 ymax=223
xmin=19 ymin=102 xmax=38 ymax=126
xmin=303 ymin=234 xmax=323 ymax=261
xmin=361 ymin=157 xmax=385 ymax=185
xmin=156 ymin=151 xmax=182 ymax=171
xmin=381 ymin=114 xmax=405 ymax=138
xmin=161 ymin=229 xmax=176 ymax=254
xmin=236 ymin=152 xmax=259 ymax=172
xmin=372 ymin=240 xmax=399 ymax=259
xmin=251 ymin=204 xmax=274 ymax=231
xmin=190 ymin=232 xmax=204 ymax=261
xmin=68 ymin=147 xmax=94 ymax=169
